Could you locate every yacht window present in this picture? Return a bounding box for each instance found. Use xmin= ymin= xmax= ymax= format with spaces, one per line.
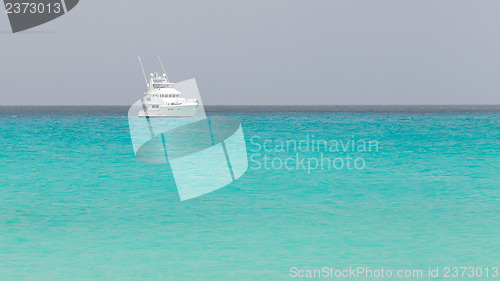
xmin=153 ymin=84 xmax=167 ymax=89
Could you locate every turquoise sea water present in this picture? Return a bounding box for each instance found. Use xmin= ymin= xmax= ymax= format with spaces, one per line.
xmin=0 ymin=106 xmax=499 ymax=280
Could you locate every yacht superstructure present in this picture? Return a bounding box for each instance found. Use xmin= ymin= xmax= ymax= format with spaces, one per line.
xmin=138 ymin=72 xmax=200 ymax=118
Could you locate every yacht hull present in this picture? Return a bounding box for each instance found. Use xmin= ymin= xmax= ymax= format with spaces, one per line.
xmin=138 ymin=104 xmax=200 ymax=118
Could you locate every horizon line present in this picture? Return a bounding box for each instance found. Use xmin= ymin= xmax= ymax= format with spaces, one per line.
xmin=0 ymin=104 xmax=499 ymax=107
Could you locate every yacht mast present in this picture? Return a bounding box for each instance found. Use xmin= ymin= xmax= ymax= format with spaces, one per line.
xmin=157 ymin=56 xmax=169 ymax=82
xmin=137 ymin=56 xmax=149 ymax=90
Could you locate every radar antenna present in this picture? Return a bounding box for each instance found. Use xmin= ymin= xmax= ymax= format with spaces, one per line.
xmin=137 ymin=56 xmax=149 ymax=90
xmin=157 ymin=56 xmax=169 ymax=82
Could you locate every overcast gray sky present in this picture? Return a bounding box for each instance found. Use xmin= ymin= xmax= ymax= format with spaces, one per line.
xmin=1 ymin=0 xmax=500 ymax=105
